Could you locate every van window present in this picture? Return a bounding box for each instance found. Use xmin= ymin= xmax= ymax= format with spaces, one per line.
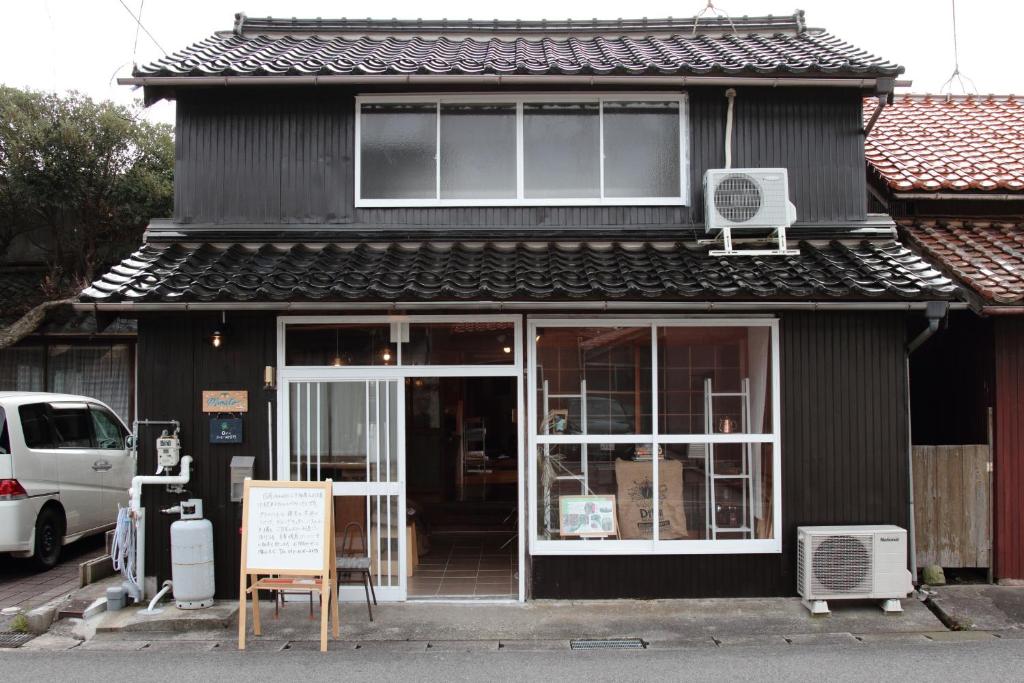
xmin=0 ymin=407 xmax=9 ymax=454
xmin=19 ymin=404 xmax=56 ymax=449
xmin=89 ymin=406 xmax=127 ymax=449
xmin=49 ymin=407 xmax=95 ymax=449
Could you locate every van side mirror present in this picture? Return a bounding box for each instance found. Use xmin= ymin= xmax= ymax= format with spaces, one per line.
xmin=125 ymin=434 xmax=136 ymax=452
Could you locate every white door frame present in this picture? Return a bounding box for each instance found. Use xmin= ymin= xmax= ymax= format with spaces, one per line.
xmin=276 ymin=314 xmax=526 ymax=602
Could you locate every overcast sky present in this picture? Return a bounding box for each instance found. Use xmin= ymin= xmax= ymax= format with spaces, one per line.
xmin=2 ymin=0 xmax=1020 ymax=125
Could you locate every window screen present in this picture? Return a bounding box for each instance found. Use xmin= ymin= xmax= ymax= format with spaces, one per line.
xmin=523 ymin=102 xmax=600 ymax=199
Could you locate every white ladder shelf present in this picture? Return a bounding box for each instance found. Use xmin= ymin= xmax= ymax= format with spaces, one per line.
xmin=703 ymin=377 xmax=755 ymax=540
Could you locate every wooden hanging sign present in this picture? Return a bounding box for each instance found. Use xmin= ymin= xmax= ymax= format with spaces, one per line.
xmin=238 ymin=479 xmax=338 ymax=652
xmin=203 ymin=390 xmax=249 ymax=413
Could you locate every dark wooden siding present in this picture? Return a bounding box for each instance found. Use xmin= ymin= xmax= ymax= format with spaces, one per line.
xmin=532 ymin=311 xmax=911 ymax=598
xmin=994 ymin=317 xmax=1024 ymax=580
xmin=174 ymin=87 xmax=866 ymax=228
xmin=136 ymin=313 xmax=276 ymax=598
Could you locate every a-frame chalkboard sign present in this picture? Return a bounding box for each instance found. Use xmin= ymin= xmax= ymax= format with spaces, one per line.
xmin=238 ymin=479 xmax=339 ymax=651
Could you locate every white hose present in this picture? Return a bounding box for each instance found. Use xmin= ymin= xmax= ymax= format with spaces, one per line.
xmin=111 ymin=506 xmax=138 ymax=589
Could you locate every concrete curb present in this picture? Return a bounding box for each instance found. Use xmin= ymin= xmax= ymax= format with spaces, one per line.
xmin=26 ymin=594 xmax=72 ymax=635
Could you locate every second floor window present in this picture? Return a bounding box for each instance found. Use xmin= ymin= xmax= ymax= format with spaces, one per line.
xmin=356 ymin=94 xmax=687 ymax=207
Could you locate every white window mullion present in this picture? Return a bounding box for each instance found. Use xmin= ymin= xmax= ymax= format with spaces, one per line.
xmin=650 ymin=323 xmax=659 ymax=545
xmin=516 ymin=101 xmax=525 ymax=200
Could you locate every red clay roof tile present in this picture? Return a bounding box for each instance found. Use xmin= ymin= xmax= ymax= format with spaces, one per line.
xmin=867 ymin=94 xmax=1024 ymax=194
xmin=902 ymin=219 xmax=1024 ymax=303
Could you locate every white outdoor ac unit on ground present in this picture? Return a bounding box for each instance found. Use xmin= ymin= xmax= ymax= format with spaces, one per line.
xmin=796 ymin=525 xmax=914 ymax=615
xmin=702 ymin=168 xmax=799 ymax=256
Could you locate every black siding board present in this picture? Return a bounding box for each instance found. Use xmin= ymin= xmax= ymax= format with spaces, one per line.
xmin=533 ymin=311 xmax=909 ymax=598
xmin=137 ymin=313 xmax=275 ymax=598
xmin=174 ymin=86 xmax=865 ymax=228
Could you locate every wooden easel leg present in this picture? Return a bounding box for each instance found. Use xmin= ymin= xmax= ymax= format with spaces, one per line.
xmin=330 ymin=532 xmax=340 ymax=638
xmin=238 ymin=573 xmax=248 ymax=651
xmin=252 ymin=580 xmax=262 ymax=636
xmin=319 ymin=582 xmax=330 ymax=652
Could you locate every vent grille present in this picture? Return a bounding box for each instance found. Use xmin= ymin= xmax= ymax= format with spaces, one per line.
xmin=569 ymin=638 xmax=646 ymax=650
xmin=810 ymin=534 xmax=873 ymax=595
xmin=713 ymin=173 xmax=762 ymax=223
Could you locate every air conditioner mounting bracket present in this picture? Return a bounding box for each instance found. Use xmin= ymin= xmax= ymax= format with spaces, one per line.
xmin=705 ymin=225 xmax=799 ymax=257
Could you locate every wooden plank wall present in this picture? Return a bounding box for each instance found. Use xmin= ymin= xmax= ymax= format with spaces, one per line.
xmin=136 ymin=312 xmax=276 ymax=598
xmin=994 ymin=317 xmax=1024 ymax=580
xmin=912 ymin=445 xmax=991 ymax=568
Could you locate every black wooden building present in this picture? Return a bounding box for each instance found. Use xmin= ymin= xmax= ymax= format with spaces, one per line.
xmin=80 ymin=12 xmax=963 ymax=601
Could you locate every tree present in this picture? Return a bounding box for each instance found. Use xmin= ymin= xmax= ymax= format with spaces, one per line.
xmin=0 ymin=86 xmax=173 ymax=310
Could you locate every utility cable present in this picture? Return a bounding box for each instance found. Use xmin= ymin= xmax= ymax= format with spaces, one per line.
xmin=116 ymin=0 xmax=167 ymax=56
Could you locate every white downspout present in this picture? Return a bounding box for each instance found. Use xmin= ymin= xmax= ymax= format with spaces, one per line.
xmin=128 ymin=455 xmax=193 ymax=600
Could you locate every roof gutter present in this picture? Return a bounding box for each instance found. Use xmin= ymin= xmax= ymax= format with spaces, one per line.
xmin=73 ymin=300 xmax=969 ymax=313
xmin=863 ymin=77 xmax=897 ymax=138
xmin=981 ymin=306 xmax=1024 ymax=316
xmin=892 ymin=192 xmax=1024 ymax=201
xmin=118 ymin=74 xmax=902 ymax=89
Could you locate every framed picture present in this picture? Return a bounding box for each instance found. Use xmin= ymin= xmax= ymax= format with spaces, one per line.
xmin=558 ymin=495 xmax=617 ymax=538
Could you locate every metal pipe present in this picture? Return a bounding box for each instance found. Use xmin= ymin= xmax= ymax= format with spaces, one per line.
xmin=74 ymin=300 xmax=970 ymax=313
xmin=903 ymin=301 xmax=950 ymax=583
xmin=863 ymin=95 xmax=886 ymax=137
xmin=907 ymin=316 xmax=941 ymax=354
xmin=119 ymin=74 xmax=886 ymax=89
xmin=128 ymin=455 xmax=193 ymax=600
xmin=904 ymin=354 xmax=918 ymax=582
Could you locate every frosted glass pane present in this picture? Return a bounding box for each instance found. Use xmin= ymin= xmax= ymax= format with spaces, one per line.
xmin=603 ymin=101 xmax=680 ymax=198
xmin=440 ymin=104 xmax=516 ymax=199
xmin=523 ymin=103 xmax=600 ymax=199
xmin=360 ymin=103 xmax=436 ymax=199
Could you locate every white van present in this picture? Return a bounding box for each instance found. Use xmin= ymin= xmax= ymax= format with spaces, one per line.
xmin=0 ymin=392 xmax=134 ymax=569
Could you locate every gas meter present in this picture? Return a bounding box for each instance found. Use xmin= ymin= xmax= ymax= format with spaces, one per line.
xmin=156 ymin=430 xmax=181 ymax=469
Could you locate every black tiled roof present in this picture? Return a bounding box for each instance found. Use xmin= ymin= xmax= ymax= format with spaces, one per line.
xmin=133 ymin=13 xmax=902 ymax=79
xmin=81 ymin=240 xmax=958 ymax=304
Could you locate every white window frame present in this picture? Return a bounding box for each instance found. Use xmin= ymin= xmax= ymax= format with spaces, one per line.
xmin=354 ymin=92 xmax=690 ymax=208
xmin=527 ymin=316 xmax=782 ymax=556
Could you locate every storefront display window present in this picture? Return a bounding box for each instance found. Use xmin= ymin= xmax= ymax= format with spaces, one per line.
xmin=530 ymin=319 xmax=780 ymax=554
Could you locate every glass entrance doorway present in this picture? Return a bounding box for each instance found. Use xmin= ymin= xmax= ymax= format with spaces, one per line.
xmin=277 ymin=315 xmax=526 ymax=602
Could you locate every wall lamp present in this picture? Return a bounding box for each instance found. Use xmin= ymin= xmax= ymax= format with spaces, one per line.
xmin=211 ymin=311 xmax=226 ymax=349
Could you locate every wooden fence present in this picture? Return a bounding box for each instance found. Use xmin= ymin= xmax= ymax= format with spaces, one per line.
xmin=912 ymin=445 xmax=991 ymax=568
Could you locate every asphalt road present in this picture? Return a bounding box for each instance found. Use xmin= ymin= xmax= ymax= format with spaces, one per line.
xmin=3 ymin=638 xmax=1024 ymax=682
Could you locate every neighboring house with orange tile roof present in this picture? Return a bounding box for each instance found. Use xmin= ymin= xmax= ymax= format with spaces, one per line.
xmin=865 ymin=93 xmax=1024 ymax=582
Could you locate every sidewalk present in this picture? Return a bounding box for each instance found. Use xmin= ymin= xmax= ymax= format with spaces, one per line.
xmin=928 ymin=584 xmax=1024 ymax=632
xmin=21 ymin=594 xmax=956 ymax=652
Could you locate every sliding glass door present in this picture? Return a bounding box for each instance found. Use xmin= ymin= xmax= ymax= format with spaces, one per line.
xmin=284 ymin=378 xmax=406 ymax=601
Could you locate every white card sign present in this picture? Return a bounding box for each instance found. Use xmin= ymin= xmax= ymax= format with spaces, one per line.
xmin=243 ymin=483 xmax=327 ymax=573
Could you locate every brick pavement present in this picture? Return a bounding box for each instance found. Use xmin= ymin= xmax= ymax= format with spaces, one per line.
xmin=0 ymin=535 xmax=105 ymax=627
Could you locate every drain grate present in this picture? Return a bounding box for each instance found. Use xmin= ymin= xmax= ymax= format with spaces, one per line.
xmin=0 ymin=632 xmax=35 ymax=648
xmin=570 ymin=638 xmax=646 ymax=651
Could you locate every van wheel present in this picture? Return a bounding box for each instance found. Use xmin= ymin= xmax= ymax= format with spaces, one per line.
xmin=32 ymin=508 xmax=63 ymax=570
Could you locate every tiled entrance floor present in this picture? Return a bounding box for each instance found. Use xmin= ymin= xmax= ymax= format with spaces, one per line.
xmin=409 ymin=533 xmax=517 ymax=598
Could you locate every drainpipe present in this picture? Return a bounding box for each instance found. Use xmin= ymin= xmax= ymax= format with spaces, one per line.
xmin=863 ymin=77 xmax=896 ymax=138
xmin=905 ymin=301 xmax=950 ymax=583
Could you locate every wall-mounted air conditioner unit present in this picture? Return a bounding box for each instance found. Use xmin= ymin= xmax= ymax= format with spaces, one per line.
xmin=703 ymin=168 xmax=798 ymax=256
xmin=796 ymin=525 xmax=914 ymax=615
